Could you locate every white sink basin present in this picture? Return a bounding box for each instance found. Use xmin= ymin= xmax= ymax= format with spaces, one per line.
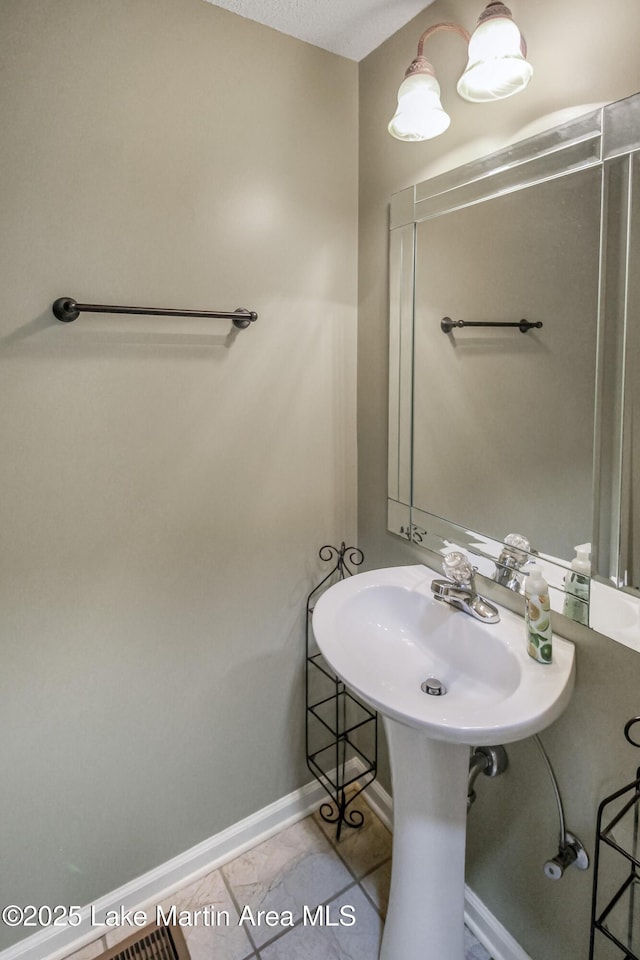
xmin=313 ymin=564 xmax=576 ymax=960
xmin=312 ymin=563 xmax=575 ymax=746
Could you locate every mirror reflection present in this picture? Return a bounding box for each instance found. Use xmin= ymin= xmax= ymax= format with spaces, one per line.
xmin=413 ymin=166 xmax=601 ymax=562
xmin=388 ymin=93 xmax=640 ymax=649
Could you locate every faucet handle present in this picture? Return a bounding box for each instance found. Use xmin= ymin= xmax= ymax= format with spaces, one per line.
xmin=442 ymin=550 xmax=476 ymax=586
xmin=500 ymin=533 xmax=531 ymax=565
xmin=494 ymin=533 xmax=532 ymax=591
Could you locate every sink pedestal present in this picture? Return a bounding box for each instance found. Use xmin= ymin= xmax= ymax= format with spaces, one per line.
xmin=381 ymin=717 xmax=470 ymax=960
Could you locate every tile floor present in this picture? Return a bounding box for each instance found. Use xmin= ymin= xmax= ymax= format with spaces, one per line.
xmin=67 ymin=790 xmax=491 ymax=960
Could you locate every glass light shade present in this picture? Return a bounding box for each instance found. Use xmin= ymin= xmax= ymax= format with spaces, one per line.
xmin=457 ymin=16 xmax=533 ymax=102
xmin=388 ymin=73 xmax=451 ymax=141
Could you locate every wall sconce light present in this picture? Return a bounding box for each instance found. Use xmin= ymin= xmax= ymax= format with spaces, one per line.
xmin=388 ymin=1 xmax=532 ymax=142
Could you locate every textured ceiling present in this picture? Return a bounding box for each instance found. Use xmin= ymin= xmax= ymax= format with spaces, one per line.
xmin=202 ymin=0 xmax=437 ymax=61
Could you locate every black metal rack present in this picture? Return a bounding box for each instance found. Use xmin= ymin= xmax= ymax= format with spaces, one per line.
xmin=590 ymin=718 xmax=640 ymax=959
xmin=305 ymin=543 xmax=378 ymax=839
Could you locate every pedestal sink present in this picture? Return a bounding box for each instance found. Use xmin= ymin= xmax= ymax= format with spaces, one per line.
xmin=312 ymin=564 xmax=575 ymax=960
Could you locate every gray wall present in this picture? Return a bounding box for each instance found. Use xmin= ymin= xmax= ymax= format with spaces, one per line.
xmin=0 ymin=0 xmax=357 ymax=948
xmin=358 ymin=1 xmax=640 ymax=958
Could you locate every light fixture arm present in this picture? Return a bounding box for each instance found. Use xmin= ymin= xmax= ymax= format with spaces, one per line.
xmin=414 ymin=6 xmax=527 ymax=62
xmin=416 ymin=22 xmax=471 ymax=61
xmin=403 ymin=23 xmax=471 ymax=81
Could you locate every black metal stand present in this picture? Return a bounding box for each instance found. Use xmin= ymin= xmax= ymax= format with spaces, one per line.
xmin=590 ymin=719 xmax=640 ymax=959
xmin=305 ymin=543 xmax=378 ymax=840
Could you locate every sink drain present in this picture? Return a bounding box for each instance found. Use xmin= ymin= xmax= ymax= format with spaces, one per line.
xmin=421 ymin=677 xmax=447 ymax=696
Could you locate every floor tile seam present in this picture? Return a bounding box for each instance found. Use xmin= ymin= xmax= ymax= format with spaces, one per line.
xmin=308 ymin=809 xmax=374 ymax=891
xmin=350 ymin=854 xmax=392 ymax=922
xmin=323 ymin=824 xmax=393 ymax=890
xmin=315 ymin=810 xmax=388 ymax=887
xmin=355 ymin=877 xmax=385 ymax=921
xmin=243 ymin=878 xmax=361 ymax=952
xmin=217 ymin=814 xmax=358 ymax=954
xmin=358 ymin=855 xmax=391 ymax=883
xmin=321 ymin=837 xmax=361 ymax=885
xmin=218 ymin=865 xmax=260 ymax=957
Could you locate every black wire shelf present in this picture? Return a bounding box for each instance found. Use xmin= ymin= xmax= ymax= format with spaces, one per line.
xmin=305 ymin=543 xmax=378 ymax=840
xmin=590 ymin=718 xmax=640 ymax=960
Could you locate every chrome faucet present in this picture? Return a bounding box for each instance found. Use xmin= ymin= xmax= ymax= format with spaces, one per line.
xmin=493 ymin=533 xmax=531 ymax=592
xmin=431 ymin=551 xmax=500 ymax=623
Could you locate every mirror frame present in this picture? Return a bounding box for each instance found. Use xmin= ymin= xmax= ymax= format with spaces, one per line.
xmin=388 ymin=91 xmax=640 ymax=651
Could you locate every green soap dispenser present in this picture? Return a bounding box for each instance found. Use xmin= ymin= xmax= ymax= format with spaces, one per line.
xmin=525 ymin=565 xmax=553 ymax=663
xmin=563 ymin=543 xmax=591 ymax=625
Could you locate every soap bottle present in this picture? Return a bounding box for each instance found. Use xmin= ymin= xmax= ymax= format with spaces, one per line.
xmin=563 ymin=543 xmax=591 ymax=626
xmin=525 ymin=565 xmax=553 ymax=663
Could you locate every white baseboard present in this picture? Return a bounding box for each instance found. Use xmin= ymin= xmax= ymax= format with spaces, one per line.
xmin=464 ymin=885 xmax=534 ymax=960
xmin=0 ymin=772 xmax=333 ymax=960
xmin=2 ymin=759 xmax=531 ymax=960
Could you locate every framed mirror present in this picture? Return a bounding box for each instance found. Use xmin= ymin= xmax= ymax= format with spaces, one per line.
xmin=388 ymin=92 xmax=640 ymax=651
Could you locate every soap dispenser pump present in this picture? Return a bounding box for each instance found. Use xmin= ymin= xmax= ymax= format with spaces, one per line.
xmin=562 ymin=543 xmax=591 ymax=626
